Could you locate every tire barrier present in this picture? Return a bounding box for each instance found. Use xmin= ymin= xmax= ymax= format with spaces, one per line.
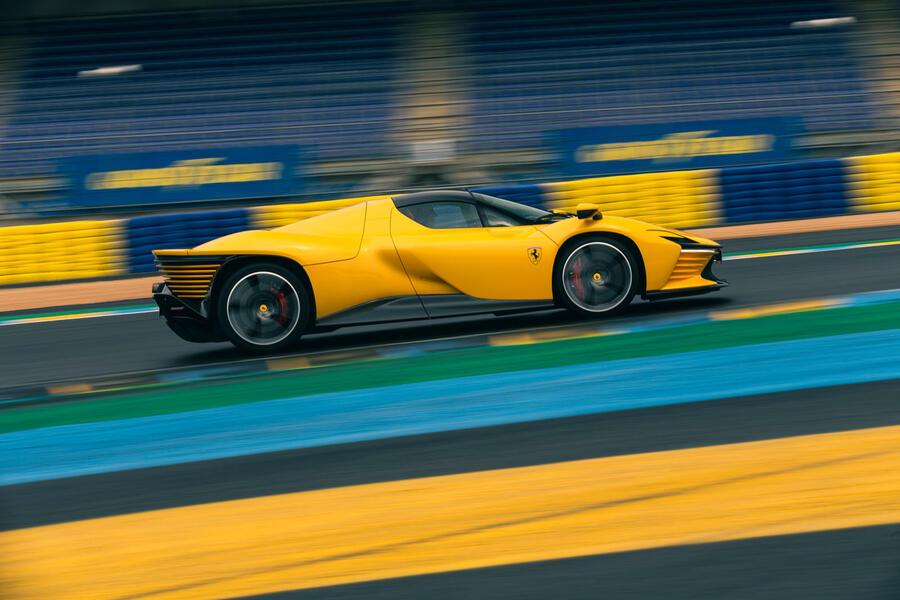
xmin=542 ymin=170 xmax=720 ymax=229
xmin=0 ymin=153 xmax=896 ymax=286
xmin=844 ymin=152 xmax=900 ymax=213
xmin=126 ymin=208 xmax=251 ymax=273
xmin=719 ymin=159 xmax=850 ymax=223
xmin=251 ymin=196 xmax=389 ymax=229
xmin=472 ymin=184 xmax=545 ymax=208
xmin=0 ymin=220 xmax=125 ymax=286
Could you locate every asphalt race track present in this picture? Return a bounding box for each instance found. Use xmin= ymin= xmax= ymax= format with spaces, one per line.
xmin=1 ymin=226 xmax=900 ymax=389
xmin=1 ymin=225 xmax=900 ymax=600
xmin=4 ymin=381 xmax=900 ymax=600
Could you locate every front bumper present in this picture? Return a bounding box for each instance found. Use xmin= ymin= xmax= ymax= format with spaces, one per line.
xmin=643 ymin=281 xmax=727 ymax=301
xmin=153 ymin=282 xmax=226 ymax=343
xmin=643 ymin=247 xmax=728 ymax=301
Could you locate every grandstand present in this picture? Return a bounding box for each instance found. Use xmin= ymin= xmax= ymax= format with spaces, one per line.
xmin=0 ymin=0 xmax=897 ymax=210
xmin=462 ymin=0 xmax=881 ymax=152
xmin=1 ymin=3 xmax=408 ymax=177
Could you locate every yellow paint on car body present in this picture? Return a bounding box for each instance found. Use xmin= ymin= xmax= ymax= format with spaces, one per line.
xmin=155 ymin=197 xmax=722 ymax=319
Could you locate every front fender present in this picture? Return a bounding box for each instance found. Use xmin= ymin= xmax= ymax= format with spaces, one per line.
xmin=539 ymin=216 xmax=682 ymax=291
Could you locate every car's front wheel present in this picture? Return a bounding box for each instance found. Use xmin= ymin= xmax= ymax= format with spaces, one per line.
xmin=215 ymin=262 xmax=311 ymax=352
xmin=554 ymin=237 xmax=638 ymax=316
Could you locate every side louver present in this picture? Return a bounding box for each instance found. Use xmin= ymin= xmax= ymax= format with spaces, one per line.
xmin=155 ymin=256 xmax=224 ymax=299
xmin=666 ymin=250 xmax=714 ymax=284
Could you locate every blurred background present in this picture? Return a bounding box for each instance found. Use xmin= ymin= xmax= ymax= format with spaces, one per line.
xmin=0 ymin=0 xmax=897 ymax=216
xmin=0 ymin=0 xmax=897 ymax=283
xmin=1 ymin=2 xmax=900 ymax=599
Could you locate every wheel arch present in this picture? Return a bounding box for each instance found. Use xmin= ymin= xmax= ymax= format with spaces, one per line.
xmin=208 ymin=255 xmax=316 ymax=324
xmin=551 ymin=232 xmax=647 ymax=302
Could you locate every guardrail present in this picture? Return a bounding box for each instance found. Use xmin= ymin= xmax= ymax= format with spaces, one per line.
xmin=1 ymin=152 xmax=896 ymax=286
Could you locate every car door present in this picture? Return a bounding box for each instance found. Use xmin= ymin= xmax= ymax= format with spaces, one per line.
xmin=390 ymin=196 xmax=556 ymax=315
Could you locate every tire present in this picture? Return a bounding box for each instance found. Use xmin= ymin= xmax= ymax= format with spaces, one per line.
xmin=554 ymin=236 xmax=638 ymax=316
xmin=215 ymin=262 xmax=311 ymax=353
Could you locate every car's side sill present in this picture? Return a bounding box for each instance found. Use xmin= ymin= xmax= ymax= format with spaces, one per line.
xmin=314 ymin=295 xmax=555 ymax=328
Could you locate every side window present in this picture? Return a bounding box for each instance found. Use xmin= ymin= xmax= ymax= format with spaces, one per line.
xmin=481 ymin=206 xmax=525 ymax=227
xmin=399 ymin=202 xmax=481 ymax=229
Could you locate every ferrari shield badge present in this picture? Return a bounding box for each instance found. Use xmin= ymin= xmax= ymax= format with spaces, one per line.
xmin=527 ymin=246 xmax=542 ymax=265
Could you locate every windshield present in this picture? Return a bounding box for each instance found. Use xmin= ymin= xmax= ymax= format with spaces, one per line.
xmin=471 ymin=192 xmax=553 ymax=224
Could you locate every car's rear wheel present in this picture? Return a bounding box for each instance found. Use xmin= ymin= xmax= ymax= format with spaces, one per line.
xmin=215 ymin=262 xmax=310 ymax=352
xmin=554 ymin=237 xmax=637 ymax=316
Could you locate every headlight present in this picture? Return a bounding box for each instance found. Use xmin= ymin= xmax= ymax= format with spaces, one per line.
xmin=661 ymin=235 xmax=722 ymax=252
xmin=661 ymin=235 xmax=695 ymax=247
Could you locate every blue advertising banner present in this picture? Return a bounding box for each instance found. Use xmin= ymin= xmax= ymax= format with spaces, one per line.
xmin=554 ymin=118 xmax=796 ymax=176
xmin=63 ymin=145 xmax=302 ymax=207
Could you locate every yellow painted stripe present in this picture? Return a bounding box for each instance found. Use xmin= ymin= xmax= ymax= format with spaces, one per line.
xmin=266 ymin=356 xmax=312 ymax=370
xmin=2 ymin=424 xmax=899 ymax=599
xmin=488 ymin=332 xmax=540 ymax=346
xmin=709 ymin=299 xmax=836 ymax=320
xmin=488 ymin=329 xmax=614 ymax=346
xmin=43 ymin=383 xmax=93 ymax=395
xmin=10 ymin=312 xmax=107 ymax=324
xmin=726 ymin=239 xmax=900 ymax=261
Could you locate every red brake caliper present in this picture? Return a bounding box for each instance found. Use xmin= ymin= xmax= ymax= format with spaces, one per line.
xmin=570 ymin=256 xmax=585 ymax=299
xmin=274 ymin=289 xmax=289 ymax=327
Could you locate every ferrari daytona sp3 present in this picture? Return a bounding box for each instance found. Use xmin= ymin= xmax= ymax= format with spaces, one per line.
xmin=153 ymin=190 xmax=726 ymax=352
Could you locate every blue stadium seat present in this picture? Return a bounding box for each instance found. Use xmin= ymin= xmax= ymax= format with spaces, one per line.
xmin=0 ymin=4 xmax=407 ymax=177
xmin=459 ymin=0 xmax=876 ymax=152
xmin=0 ymin=1 xmax=882 ymax=179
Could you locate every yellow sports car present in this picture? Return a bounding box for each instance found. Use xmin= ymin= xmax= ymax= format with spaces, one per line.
xmin=153 ymin=191 xmax=726 ymax=351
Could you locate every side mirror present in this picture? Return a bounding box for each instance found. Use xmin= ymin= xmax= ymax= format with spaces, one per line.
xmin=576 ymin=203 xmax=602 ymax=220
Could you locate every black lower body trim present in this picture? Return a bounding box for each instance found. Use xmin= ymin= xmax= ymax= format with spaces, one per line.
xmin=315 ymin=296 xmax=428 ymax=327
xmin=421 ymin=295 xmax=552 ymax=318
xmin=163 ymin=315 xmax=226 ymax=343
xmin=315 ymin=294 xmax=554 ymax=327
xmin=153 ymin=284 xmax=225 ymax=343
xmin=643 ymin=282 xmax=727 ymax=301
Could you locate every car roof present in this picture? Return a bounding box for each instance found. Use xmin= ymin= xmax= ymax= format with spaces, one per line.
xmin=392 ymin=190 xmax=475 ymax=207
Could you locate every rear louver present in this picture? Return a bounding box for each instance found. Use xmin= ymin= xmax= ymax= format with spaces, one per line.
xmin=667 ymin=250 xmax=713 ymax=283
xmin=156 ymin=258 xmax=223 ymax=299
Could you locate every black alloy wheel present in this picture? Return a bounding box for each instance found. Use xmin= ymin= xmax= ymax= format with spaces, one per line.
xmin=215 ymin=262 xmax=311 ymax=352
xmin=555 ymin=237 xmax=638 ymax=316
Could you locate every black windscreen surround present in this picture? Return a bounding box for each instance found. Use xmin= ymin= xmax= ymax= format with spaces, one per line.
xmin=481 ymin=205 xmax=525 ymax=227
xmin=393 ymin=190 xmax=475 ymax=206
xmin=470 ymin=193 xmax=549 ymax=223
xmin=393 ymin=190 xmax=551 ymax=228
